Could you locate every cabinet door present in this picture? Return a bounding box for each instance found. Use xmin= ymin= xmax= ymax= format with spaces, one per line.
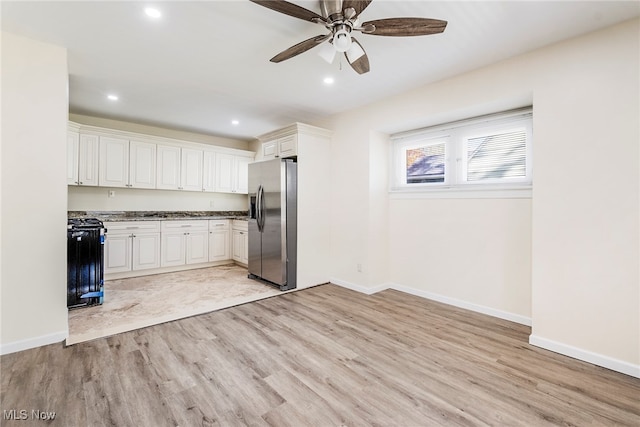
xmin=202 ymin=151 xmax=216 ymax=192
xmin=185 ymin=231 xmax=208 ymax=264
xmin=67 ymin=132 xmax=79 ymax=185
xmin=161 ymin=232 xmax=186 ymax=267
xmin=129 ymin=140 xmax=156 ymax=189
xmin=215 ymin=154 xmax=234 ymax=193
xmin=209 ymin=229 xmax=229 ymax=262
xmin=156 ymin=145 xmax=181 ymax=190
xmin=78 ymin=134 xmax=99 ymax=186
xmin=278 ymin=135 xmax=297 ymax=158
xmin=99 ymin=136 xmax=129 ymax=187
xmin=104 ymin=233 xmax=132 ymax=274
xmin=232 ymin=229 xmax=245 ymax=262
xmin=132 ymin=232 xmax=161 ymax=270
xmin=242 ymin=232 xmax=249 ymax=264
xmin=235 ymin=156 xmax=250 ymax=194
xmin=181 ymin=148 xmax=203 ymax=192
xmin=262 ymin=141 xmax=277 ymax=160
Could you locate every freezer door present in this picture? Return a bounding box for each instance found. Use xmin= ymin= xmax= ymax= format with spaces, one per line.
xmin=247 ymin=162 xmax=262 ymax=278
xmin=260 ymin=159 xmax=286 ymax=286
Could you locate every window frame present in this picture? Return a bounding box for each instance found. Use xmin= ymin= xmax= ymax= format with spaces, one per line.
xmin=390 ymin=108 xmax=533 ymax=198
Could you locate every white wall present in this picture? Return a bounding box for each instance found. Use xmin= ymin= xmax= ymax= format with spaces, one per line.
xmin=529 ymin=20 xmax=639 ymax=375
xmin=1 ymin=32 xmax=69 ymax=354
xmin=68 ymin=186 xmax=248 ymax=212
xmin=323 ymin=19 xmax=639 ymax=375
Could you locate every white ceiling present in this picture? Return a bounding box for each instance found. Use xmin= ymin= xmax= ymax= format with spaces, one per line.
xmin=2 ymin=1 xmax=638 ymax=140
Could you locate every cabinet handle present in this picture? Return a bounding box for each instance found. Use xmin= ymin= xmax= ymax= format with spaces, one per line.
xmin=79 ymin=181 xmax=83 ymax=185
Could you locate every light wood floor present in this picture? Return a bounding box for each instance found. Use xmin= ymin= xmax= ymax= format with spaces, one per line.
xmin=2 ymin=284 xmax=639 ymax=426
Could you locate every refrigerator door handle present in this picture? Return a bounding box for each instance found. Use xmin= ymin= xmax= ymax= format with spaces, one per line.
xmin=257 ymin=185 xmax=265 ymax=232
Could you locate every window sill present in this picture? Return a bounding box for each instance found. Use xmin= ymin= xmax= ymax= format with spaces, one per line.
xmin=389 ymin=185 xmax=532 ymax=199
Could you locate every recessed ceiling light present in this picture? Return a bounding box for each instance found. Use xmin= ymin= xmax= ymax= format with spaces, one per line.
xmin=145 ymin=7 xmax=162 ymax=19
xmin=231 ymin=120 xmax=240 ymax=126
xmin=323 ymin=77 xmax=334 ymax=85
xmin=107 ymin=94 xmax=119 ymax=101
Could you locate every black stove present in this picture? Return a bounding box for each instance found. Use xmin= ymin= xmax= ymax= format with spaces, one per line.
xmin=67 ymin=218 xmax=106 ymax=309
xmin=67 ymin=218 xmax=105 ymax=230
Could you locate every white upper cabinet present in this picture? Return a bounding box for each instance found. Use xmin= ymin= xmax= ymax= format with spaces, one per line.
xmin=215 ymin=153 xmax=234 ymax=193
xmin=99 ymin=136 xmax=129 ymax=187
xmin=202 ymin=151 xmax=217 ymax=192
xmin=261 ymin=134 xmax=297 ymax=160
xmin=129 ymin=140 xmax=156 ymax=189
xmin=79 ymin=135 xmax=100 ymax=186
xmin=215 ymin=153 xmax=251 ymax=194
xmin=68 ymin=131 xmax=99 ymax=186
xmin=68 ymin=121 xmax=254 ymax=194
xmin=67 ymin=131 xmax=79 ymax=185
xmin=157 ymin=145 xmax=203 ymax=191
xmin=156 ymin=145 xmax=181 ymax=190
xmin=235 ymin=156 xmax=250 ymax=194
xmin=98 ymin=137 xmax=156 ymax=189
xmin=181 ymin=148 xmax=203 ymax=192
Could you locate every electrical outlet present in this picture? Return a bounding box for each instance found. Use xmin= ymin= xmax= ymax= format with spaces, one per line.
xmin=108 ymin=190 xmax=115 ymax=198
xmin=357 ymin=263 xmax=362 ymax=273
xmin=209 ymin=200 xmax=215 ymax=208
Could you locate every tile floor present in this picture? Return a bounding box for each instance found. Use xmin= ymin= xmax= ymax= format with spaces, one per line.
xmin=67 ymin=264 xmax=282 ymax=345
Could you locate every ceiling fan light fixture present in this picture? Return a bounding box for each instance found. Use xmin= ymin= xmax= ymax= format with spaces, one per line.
xmin=333 ymin=28 xmax=352 ymax=53
xmin=317 ymin=41 xmax=337 ymax=63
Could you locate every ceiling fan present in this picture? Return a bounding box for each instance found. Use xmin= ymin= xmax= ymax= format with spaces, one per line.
xmin=249 ymin=0 xmax=447 ymax=74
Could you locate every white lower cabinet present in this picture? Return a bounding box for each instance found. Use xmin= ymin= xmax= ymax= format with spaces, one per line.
xmin=105 ymin=221 xmax=161 ymax=274
xmin=160 ymin=220 xmax=208 ymax=267
xmin=209 ymin=220 xmax=230 ymax=262
xmin=231 ymin=220 xmax=248 ymax=264
xmin=105 ymin=219 xmax=248 ymax=278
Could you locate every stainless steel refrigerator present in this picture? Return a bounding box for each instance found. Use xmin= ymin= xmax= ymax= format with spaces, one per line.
xmin=248 ymin=158 xmax=297 ymax=291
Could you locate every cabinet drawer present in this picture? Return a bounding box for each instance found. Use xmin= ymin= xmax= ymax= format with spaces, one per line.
xmin=232 ymin=220 xmax=248 ymax=231
xmin=209 ymin=219 xmax=230 ymax=231
xmin=106 ymin=221 xmax=161 ymax=234
xmin=161 ymin=220 xmax=208 ymax=232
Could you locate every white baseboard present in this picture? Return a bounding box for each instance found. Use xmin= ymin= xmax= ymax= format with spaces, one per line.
xmin=329 ymin=278 xmax=390 ymax=295
xmin=330 ymin=278 xmax=531 ymax=326
xmin=529 ymin=335 xmax=640 ymax=379
xmin=1 ymin=330 xmax=68 ymax=356
xmin=387 ymin=282 xmax=532 ymax=326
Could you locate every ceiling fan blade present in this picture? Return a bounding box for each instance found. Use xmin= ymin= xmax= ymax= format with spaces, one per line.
xmin=250 ymin=0 xmax=325 ymax=23
xmin=270 ymin=34 xmax=332 ymax=63
xmin=345 ymin=37 xmax=370 ymax=74
xmin=361 ymin=18 xmax=447 ymax=36
xmin=342 ymin=0 xmax=372 ymax=18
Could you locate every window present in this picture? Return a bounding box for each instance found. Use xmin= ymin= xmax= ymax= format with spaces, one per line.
xmin=391 ymin=108 xmax=532 ymax=196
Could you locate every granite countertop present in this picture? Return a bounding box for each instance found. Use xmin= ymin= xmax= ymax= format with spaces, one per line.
xmin=68 ymin=211 xmax=249 ymax=222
